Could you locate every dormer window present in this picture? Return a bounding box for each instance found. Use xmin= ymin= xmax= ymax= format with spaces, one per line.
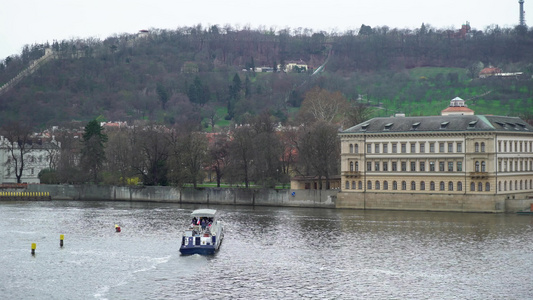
xmin=360 ymin=123 xmax=369 ymax=131
xmin=440 ymin=121 xmax=449 ymax=129
xmin=411 ymin=122 xmax=420 ymax=130
xmin=468 ymin=120 xmax=477 ymax=129
xmin=384 ymin=123 xmax=393 ymax=131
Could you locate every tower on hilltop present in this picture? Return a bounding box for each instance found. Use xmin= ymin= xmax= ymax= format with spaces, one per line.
xmin=519 ymin=0 xmax=526 ymax=27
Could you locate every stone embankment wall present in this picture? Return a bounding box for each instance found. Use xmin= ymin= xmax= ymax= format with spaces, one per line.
xmin=336 ymin=191 xmax=533 ymax=213
xmin=22 ymin=184 xmax=337 ymax=208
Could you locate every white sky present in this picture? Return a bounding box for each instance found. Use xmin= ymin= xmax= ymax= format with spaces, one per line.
xmin=0 ymin=0 xmax=524 ymax=60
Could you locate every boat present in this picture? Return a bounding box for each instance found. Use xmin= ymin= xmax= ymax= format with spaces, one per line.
xmin=179 ymin=209 xmax=224 ymax=255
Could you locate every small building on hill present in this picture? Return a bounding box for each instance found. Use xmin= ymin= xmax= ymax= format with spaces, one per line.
xmin=441 ymin=97 xmax=474 ymax=116
xmin=479 ymin=67 xmax=502 ymax=78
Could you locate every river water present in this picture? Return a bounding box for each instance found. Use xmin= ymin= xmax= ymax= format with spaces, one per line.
xmin=1 ymin=201 xmax=532 ymax=299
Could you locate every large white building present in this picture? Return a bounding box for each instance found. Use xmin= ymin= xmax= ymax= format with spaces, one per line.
xmin=337 ymin=98 xmax=533 ymax=212
xmin=0 ymin=136 xmax=60 ymax=184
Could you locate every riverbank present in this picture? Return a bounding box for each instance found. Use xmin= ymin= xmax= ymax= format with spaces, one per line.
xmin=19 ymin=184 xmax=337 ymax=209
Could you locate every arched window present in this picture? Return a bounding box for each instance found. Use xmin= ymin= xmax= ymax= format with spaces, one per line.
xmin=383 ymin=181 xmax=388 ymax=190
xmin=355 ymin=144 xmax=359 ymax=153
xmin=349 ymin=144 xmax=353 ymax=153
xmin=375 ymin=181 xmax=380 ymax=190
xmin=367 ymin=181 xmax=372 ymax=190
xmin=358 ymin=181 xmax=363 ymax=189
xmin=355 ymin=162 xmax=359 ymax=172
xmin=504 ymin=181 xmax=507 ymax=191
xmin=345 ymin=181 xmax=350 ymax=189
xmin=393 ymin=181 xmax=398 ymax=190
xmin=420 ymin=181 xmax=425 ymax=191
xmin=430 ymin=181 xmax=435 ymax=191
xmin=471 ymin=182 xmax=475 ymax=191
xmin=402 ymin=181 xmax=407 ymax=190
xmin=440 ymin=181 xmax=445 ymax=191
xmin=350 ymin=161 xmax=354 ymax=171
xmin=481 ymin=142 xmax=485 ymax=152
xmin=352 ymin=181 xmax=356 ymax=189
xmin=498 ymin=181 xmax=502 ymax=192
xmin=515 ymin=180 xmax=518 ymax=190
xmin=485 ymin=182 xmax=490 ymax=191
xmin=520 ymin=180 xmax=523 ymax=190
xmin=481 ymin=161 xmax=486 ymax=172
xmin=448 ymin=181 xmax=454 ymax=191
xmin=478 ymin=182 xmax=483 ymax=191
xmin=475 ymin=161 xmax=480 ymax=172
xmin=457 ymin=181 xmax=462 ymax=191
xmin=475 ymin=142 xmax=479 ymax=152
xmin=411 ymin=181 xmax=416 ymax=190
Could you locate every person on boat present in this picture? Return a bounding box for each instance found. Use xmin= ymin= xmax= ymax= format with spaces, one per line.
xmin=192 ymin=217 xmax=197 ymax=225
xmin=201 ymin=218 xmax=207 ymax=230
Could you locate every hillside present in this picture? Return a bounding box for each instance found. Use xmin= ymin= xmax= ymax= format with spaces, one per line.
xmin=1 ymin=24 xmax=533 ymax=129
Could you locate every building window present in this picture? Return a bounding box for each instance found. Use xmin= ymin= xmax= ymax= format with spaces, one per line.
xmin=475 ymin=142 xmax=479 ymax=152
xmin=478 ymin=182 xmax=483 ymax=191
xmin=448 ymin=181 xmax=454 ymax=191
xmin=352 ymin=181 xmax=356 ymax=189
xmin=355 ymin=144 xmax=359 ymax=153
xmin=420 ymin=143 xmax=425 ymax=153
xmin=475 ymin=161 xmax=480 ymax=172
xmin=349 ymin=144 xmax=353 ymax=153
xmin=401 ymin=143 xmax=406 ymax=153
xmin=367 ymin=144 xmax=372 ymax=153
xmin=498 ymin=181 xmax=502 ymax=191
xmin=383 ymin=162 xmax=388 ymax=171
xmin=358 ymin=181 xmax=363 ymax=189
xmin=411 ymin=181 xmax=416 ymax=190
xmin=420 ymin=162 xmax=425 ymax=172
xmin=392 ymin=162 xmax=397 ymax=171
xmin=375 ymin=162 xmax=380 ymax=171
xmin=367 ymin=181 xmax=372 ymax=190
xmin=392 ymin=143 xmax=397 ymax=153
xmin=383 ymin=181 xmax=388 ymax=190
xmin=457 ymin=161 xmax=462 ymax=172
xmin=410 ymin=162 xmax=416 ymax=171
xmin=439 ymin=143 xmax=445 ymax=153
xmin=420 ymin=181 xmax=425 ymax=190
xmin=375 ymin=143 xmax=380 ymax=153
xmin=485 ymin=182 xmax=490 ymax=191
xmin=383 ymin=144 xmax=388 ymax=153
xmin=393 ymin=181 xmax=398 ymax=190
xmin=439 ymin=161 xmax=445 ymax=172
xmin=481 ymin=161 xmax=486 ymax=172
xmin=345 ymin=181 xmax=350 ymax=189
xmin=367 ymin=162 xmax=372 ymax=171
xmin=350 ymin=162 xmax=354 ymax=171
xmin=448 ymin=162 xmax=453 ymax=172
xmin=430 ymin=181 xmax=435 ymax=191
xmin=448 ymin=143 xmax=453 ymax=153
xmin=430 ymin=161 xmax=435 ymax=171
xmin=457 ymin=142 xmax=462 ymax=152
xmin=401 ymin=162 xmax=407 ymax=171
xmin=375 ymin=181 xmax=380 ymax=190
xmin=498 ymin=141 xmax=502 ymax=152
xmin=458 ymin=181 xmax=462 ymax=191
xmin=411 ymin=143 xmax=416 ymax=153
xmin=504 ymin=181 xmax=507 ymax=191
xmin=471 ymin=182 xmax=475 ymax=191
xmin=402 ymin=181 xmax=407 ymax=190
xmin=430 ymin=143 xmax=435 ymax=153
xmin=440 ymin=181 xmax=445 ymax=191
xmin=481 ymin=142 xmax=485 ymax=152
xmin=355 ymin=162 xmax=359 ymax=172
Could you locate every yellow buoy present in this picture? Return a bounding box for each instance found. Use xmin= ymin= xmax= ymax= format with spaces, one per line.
xmin=31 ymin=243 xmax=36 ymax=255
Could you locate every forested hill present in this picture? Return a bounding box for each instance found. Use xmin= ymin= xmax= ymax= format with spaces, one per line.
xmin=1 ymin=24 xmax=533 ymax=129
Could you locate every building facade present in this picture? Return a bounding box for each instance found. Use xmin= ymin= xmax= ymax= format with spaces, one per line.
xmin=337 ymin=108 xmax=533 ymax=212
xmin=0 ymin=136 xmax=60 ymax=184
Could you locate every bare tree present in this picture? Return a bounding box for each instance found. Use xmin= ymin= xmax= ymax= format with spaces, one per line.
xmin=1 ymin=121 xmax=33 ymax=183
xmin=299 ymin=86 xmax=349 ymax=124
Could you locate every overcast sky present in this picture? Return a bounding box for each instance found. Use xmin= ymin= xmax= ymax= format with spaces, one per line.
xmin=0 ymin=0 xmax=525 ymax=60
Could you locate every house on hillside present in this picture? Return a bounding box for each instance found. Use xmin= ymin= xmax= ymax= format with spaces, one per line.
xmin=280 ymin=60 xmax=308 ymax=73
xmin=479 ymin=67 xmax=502 ymax=78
